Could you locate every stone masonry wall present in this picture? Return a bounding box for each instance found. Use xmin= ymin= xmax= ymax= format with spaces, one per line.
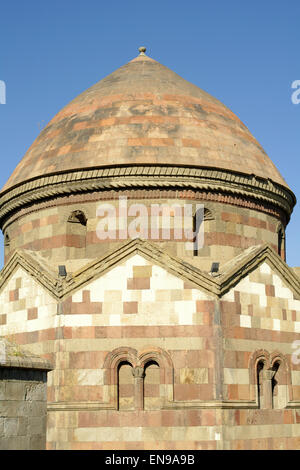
xmin=4 ymin=194 xmax=283 ymax=271
xmin=0 ymin=253 xmax=299 ymax=449
xmin=0 ymin=340 xmax=52 ymax=450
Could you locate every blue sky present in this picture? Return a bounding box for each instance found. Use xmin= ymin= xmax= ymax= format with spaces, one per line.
xmin=0 ymin=0 xmax=299 ymax=266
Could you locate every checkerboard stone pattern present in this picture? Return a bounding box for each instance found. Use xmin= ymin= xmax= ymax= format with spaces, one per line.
xmin=0 ymin=253 xmax=300 ymax=450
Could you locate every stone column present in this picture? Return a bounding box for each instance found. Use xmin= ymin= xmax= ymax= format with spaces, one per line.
xmin=132 ymin=366 xmax=145 ymax=411
xmin=261 ymin=369 xmax=276 ymax=409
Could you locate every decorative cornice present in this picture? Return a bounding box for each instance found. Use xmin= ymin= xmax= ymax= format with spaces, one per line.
xmin=47 ymin=398 xmax=300 ymax=411
xmin=47 ymin=399 xmax=259 ymax=412
xmin=0 ymin=165 xmax=295 ymax=226
xmin=218 ymin=243 xmax=300 ymax=298
xmin=0 ymin=338 xmax=53 ymax=371
xmin=1 ymin=239 xmax=299 ymax=301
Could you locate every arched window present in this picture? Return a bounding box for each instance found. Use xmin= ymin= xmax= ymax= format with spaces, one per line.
xmin=117 ymin=361 xmax=134 ymax=410
xmin=67 ymin=210 xmax=87 ymax=226
xmin=257 ymin=360 xmax=265 ymax=409
xmin=4 ymin=231 xmax=10 ymax=261
xmin=277 ymin=225 xmax=285 ymax=261
xmin=193 ymin=207 xmax=214 ymax=256
xmin=271 ymin=361 xmax=280 ymax=409
xmin=66 ymin=210 xmax=87 ymax=253
xmin=143 ymin=360 xmax=161 ymax=410
xmin=103 ymin=347 xmax=174 ymax=410
xmin=250 ymin=350 xmax=290 ymax=409
xmin=270 ymin=356 xmax=288 ymax=409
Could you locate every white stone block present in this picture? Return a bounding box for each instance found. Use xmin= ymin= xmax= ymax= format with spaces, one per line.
xmin=240 ymin=315 xmax=251 ymax=328
xmin=259 ymin=295 xmax=267 ymax=307
xmin=72 ymin=290 xmax=83 ymax=303
xmin=109 ymin=314 xmax=121 ymax=326
xmin=294 ymin=322 xmax=300 ymax=333
xmin=260 ymin=262 xmax=271 ymax=274
xmin=64 ymin=315 xmax=92 ymax=327
xmin=273 ymin=319 xmax=281 ymax=331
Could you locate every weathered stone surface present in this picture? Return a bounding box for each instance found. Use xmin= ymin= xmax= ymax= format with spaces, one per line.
xmin=0 ymin=339 xmax=52 ymax=450
xmin=2 ymin=54 xmax=290 ymax=192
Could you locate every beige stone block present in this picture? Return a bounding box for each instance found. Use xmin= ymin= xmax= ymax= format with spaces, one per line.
xmin=180 ymin=367 xmax=208 ymax=384
xmin=104 ymin=290 xmax=122 ymax=302
xmin=239 ymin=292 xmax=252 ymax=305
xmin=244 ymin=225 xmax=258 ymax=239
xmin=63 ymin=336 xmax=203 ymax=352
xmin=155 ymin=290 xmax=172 ymax=301
xmin=260 ymin=318 xmax=273 ymax=330
xmin=224 ymin=368 xmax=249 ymax=384
xmin=182 ymin=290 xmax=193 ymax=301
xmin=77 ymin=369 xmax=104 ymax=386
xmin=132 ymin=265 xmax=152 ymax=278
xmin=250 ymin=316 xmax=261 ymax=329
xmin=102 ymin=301 xmax=122 ymax=315
xmin=142 ymin=426 xmax=172 ymax=442
xmin=185 ymin=426 xmax=214 ymax=441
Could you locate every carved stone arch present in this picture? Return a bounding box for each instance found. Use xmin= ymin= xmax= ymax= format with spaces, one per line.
xmin=102 ymin=347 xmax=174 ymax=409
xmin=102 ymin=347 xmax=138 ymax=408
xmin=204 ymin=207 xmax=214 ymax=221
xmin=138 ymin=347 xmax=174 ymax=406
xmin=270 ymin=351 xmax=288 ymax=371
xmin=67 ymin=210 xmax=87 ymax=226
xmin=248 ymin=349 xmax=270 ymax=405
xmin=249 ymin=349 xmax=270 ymax=384
xmin=103 ymin=347 xmax=137 ymax=383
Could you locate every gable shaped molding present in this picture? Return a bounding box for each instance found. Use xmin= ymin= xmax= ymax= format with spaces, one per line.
xmin=0 ymin=239 xmax=299 ymax=302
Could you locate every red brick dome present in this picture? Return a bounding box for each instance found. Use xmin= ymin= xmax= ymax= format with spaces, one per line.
xmin=2 ymin=50 xmax=290 ymax=191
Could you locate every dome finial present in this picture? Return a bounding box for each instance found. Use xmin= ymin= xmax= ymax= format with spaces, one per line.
xmin=138 ymin=46 xmax=147 ymax=56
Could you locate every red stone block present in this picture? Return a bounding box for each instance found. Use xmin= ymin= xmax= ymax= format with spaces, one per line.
xmin=9 ymin=289 xmax=19 ymax=301
xmin=26 ymin=330 xmax=38 ymax=344
xmin=123 ymin=301 xmax=138 ymax=314
xmin=27 ymin=307 xmax=38 ymax=320
xmin=196 ymin=300 xmax=215 ymax=313
xmin=227 ymin=384 xmax=239 ymax=400
xmin=201 ymin=409 xmax=215 ymax=426
xmin=127 ymin=277 xmax=150 ymax=290
xmin=265 ymin=284 xmax=275 ymax=296
xmin=39 ymin=328 xmax=55 ymax=341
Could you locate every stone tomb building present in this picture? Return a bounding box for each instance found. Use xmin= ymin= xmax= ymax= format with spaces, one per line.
xmin=0 ymin=48 xmax=299 ymax=449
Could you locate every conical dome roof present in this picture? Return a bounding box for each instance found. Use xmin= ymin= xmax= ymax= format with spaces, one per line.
xmin=0 ymin=48 xmax=295 ymax=226
xmin=2 ymin=49 xmax=289 ymax=191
